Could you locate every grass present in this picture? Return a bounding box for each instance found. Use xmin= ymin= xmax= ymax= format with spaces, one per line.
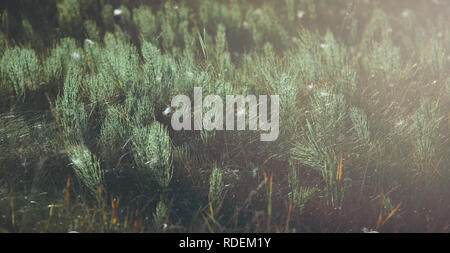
xmin=0 ymin=0 xmax=449 ymax=233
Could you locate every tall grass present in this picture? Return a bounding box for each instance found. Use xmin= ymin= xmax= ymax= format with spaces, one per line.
xmin=0 ymin=0 xmax=449 ymax=233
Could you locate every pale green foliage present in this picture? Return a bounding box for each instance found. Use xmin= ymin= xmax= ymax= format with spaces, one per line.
xmin=308 ymin=91 xmax=347 ymax=145
xmin=214 ymin=24 xmax=227 ymax=59
xmin=322 ymin=30 xmax=356 ymax=94
xmin=133 ymin=5 xmax=157 ymax=43
xmin=350 ymin=107 xmax=370 ymax=146
xmin=87 ymin=72 xmax=119 ymax=105
xmin=291 ymin=29 xmax=356 ymax=94
xmin=246 ymin=6 xmax=289 ymax=50
xmin=132 ymin=122 xmax=172 ymax=188
xmin=419 ymin=37 xmax=447 ymax=79
xmin=43 ymin=37 xmax=80 ymax=85
xmin=83 ymin=32 xmax=140 ymax=108
xmin=291 ymin=29 xmax=327 ymax=85
xmin=55 ymin=62 xmax=88 ymax=142
xmin=68 ymin=144 xmax=104 ymax=196
xmin=160 ymin=11 xmax=175 ymax=53
xmin=362 ymin=37 xmax=402 ymax=83
xmin=360 ymin=9 xmax=406 ymax=84
xmin=253 ymin=43 xmax=283 ymax=91
xmin=83 ymin=36 xmax=102 ymax=72
xmin=360 ymin=9 xmax=391 ymax=53
xmin=292 ymin=91 xmax=347 ymax=208
xmin=209 ymin=167 xmax=224 ymax=208
xmin=289 ymin=185 xmax=316 ymax=214
xmin=97 ymin=33 xmax=139 ymax=88
xmin=412 ymin=100 xmax=442 ymax=168
xmin=141 ymin=40 xmax=178 ymax=107
xmin=99 ymin=105 xmax=130 ymax=163
xmin=214 ymin=24 xmax=233 ymax=75
xmin=1 ymin=47 xmax=40 ymax=101
xmin=242 ymin=44 xmax=299 ymax=146
xmin=129 ymin=95 xmax=155 ymax=128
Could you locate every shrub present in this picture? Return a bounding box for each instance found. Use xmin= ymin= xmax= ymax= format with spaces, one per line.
xmin=132 ymin=122 xmax=173 ymax=189
xmin=67 ymin=144 xmax=104 ymax=197
xmin=1 ymin=47 xmax=40 ymax=101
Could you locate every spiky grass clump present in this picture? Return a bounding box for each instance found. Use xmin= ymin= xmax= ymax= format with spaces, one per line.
xmin=1 ymin=47 xmax=40 ymax=101
xmin=153 ymin=201 xmax=169 ymax=231
xmin=209 ymin=166 xmax=225 ymax=210
xmin=132 ymin=122 xmax=173 ymax=189
xmin=67 ymin=144 xmax=104 ymax=197
xmin=288 ymin=160 xmax=316 ymax=214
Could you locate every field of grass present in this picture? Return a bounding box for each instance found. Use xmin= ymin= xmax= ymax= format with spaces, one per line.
xmin=0 ymin=0 xmax=449 ymax=233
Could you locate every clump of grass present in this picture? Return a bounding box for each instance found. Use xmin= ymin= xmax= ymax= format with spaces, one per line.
xmin=1 ymin=47 xmax=40 ymax=101
xmin=67 ymin=144 xmax=104 ymax=197
xmin=288 ymin=160 xmax=317 ymax=215
xmin=132 ymin=121 xmax=173 ymax=190
xmin=209 ymin=166 xmax=225 ymax=211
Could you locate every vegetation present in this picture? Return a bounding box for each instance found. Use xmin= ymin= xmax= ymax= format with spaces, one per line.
xmin=0 ymin=0 xmax=449 ymax=232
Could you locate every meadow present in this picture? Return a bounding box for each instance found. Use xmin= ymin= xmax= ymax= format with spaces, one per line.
xmin=0 ymin=0 xmax=449 ymax=232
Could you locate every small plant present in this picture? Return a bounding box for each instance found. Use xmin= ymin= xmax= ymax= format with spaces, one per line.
xmin=43 ymin=37 xmax=80 ymax=87
xmin=349 ymin=107 xmax=371 ymax=146
xmin=55 ymin=62 xmax=89 ymax=142
xmin=1 ymin=47 xmax=40 ymax=101
xmin=133 ymin=5 xmax=157 ymax=43
xmin=291 ymin=90 xmax=347 ymax=209
xmin=411 ymin=100 xmax=442 ymax=175
xmin=208 ymin=166 xmax=225 ymax=211
xmin=132 ymin=122 xmax=173 ymax=189
xmin=153 ymin=201 xmax=169 ymax=232
xmin=288 ymin=160 xmax=316 ymax=215
xmin=67 ymin=144 xmax=104 ymax=197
